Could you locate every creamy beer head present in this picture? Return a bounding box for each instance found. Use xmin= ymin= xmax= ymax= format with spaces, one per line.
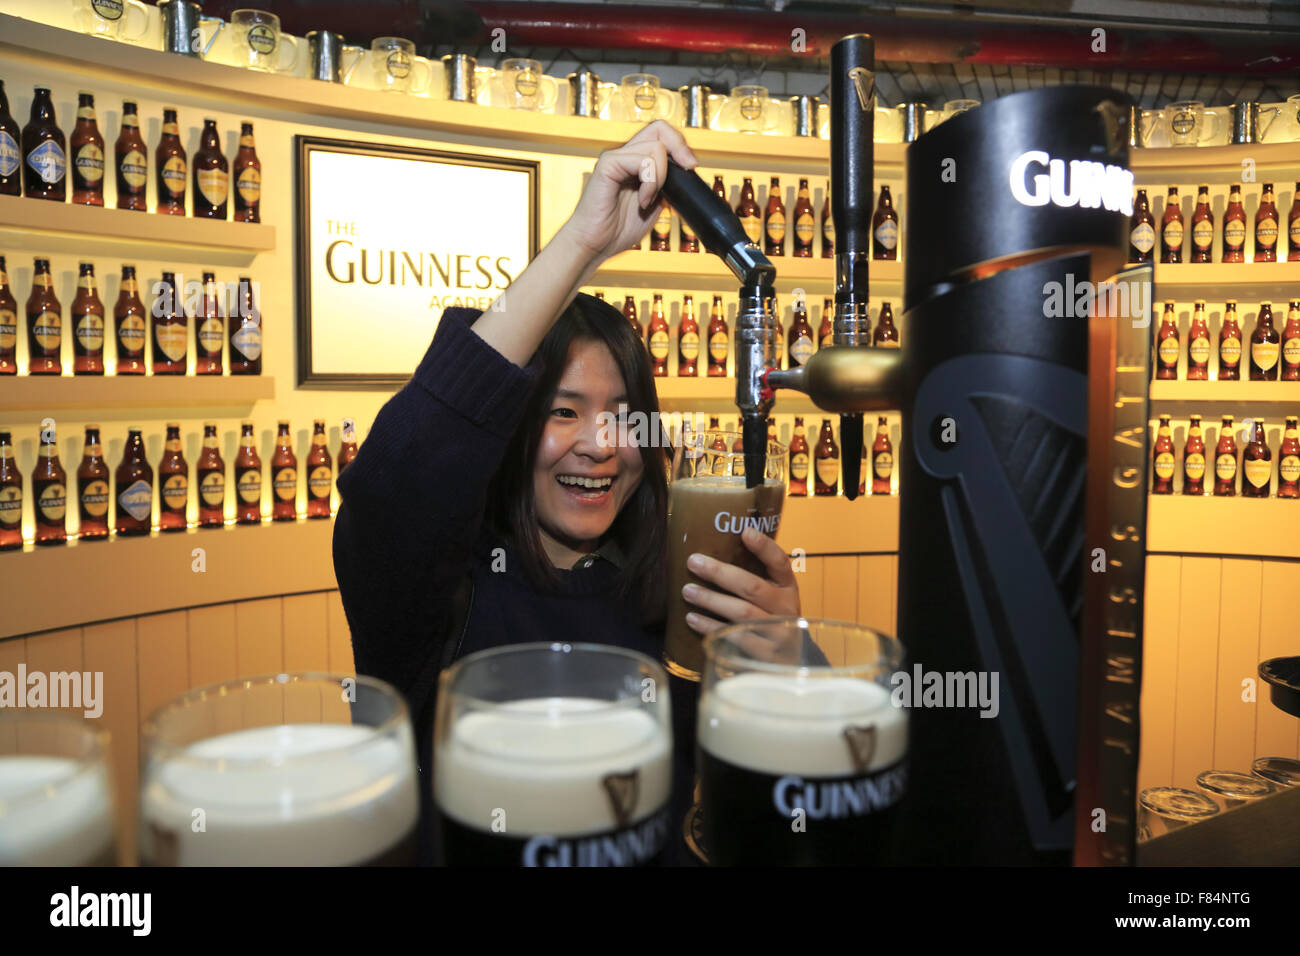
xmin=0 ymin=756 xmax=116 ymax=865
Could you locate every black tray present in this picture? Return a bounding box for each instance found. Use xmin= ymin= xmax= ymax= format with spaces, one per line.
xmin=1259 ymin=657 xmax=1300 ymax=719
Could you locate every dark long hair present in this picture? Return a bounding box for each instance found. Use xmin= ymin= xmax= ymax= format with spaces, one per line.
xmin=484 ymin=293 xmax=669 ymax=629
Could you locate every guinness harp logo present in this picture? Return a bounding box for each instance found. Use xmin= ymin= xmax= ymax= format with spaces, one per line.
xmin=602 ymin=769 xmax=640 ymax=827
xmin=842 ymin=725 xmax=877 ymax=773
xmin=847 ymin=67 xmax=875 ymax=111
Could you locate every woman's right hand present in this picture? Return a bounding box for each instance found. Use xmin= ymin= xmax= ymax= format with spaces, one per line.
xmin=557 ymin=120 xmax=698 ymax=266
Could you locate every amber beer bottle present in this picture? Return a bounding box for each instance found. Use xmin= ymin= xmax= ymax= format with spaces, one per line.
xmin=819 ymin=297 xmax=833 ymax=351
xmin=647 ymin=293 xmax=669 ymax=377
xmin=707 ymin=295 xmax=728 ymax=377
xmin=1281 ymin=299 xmax=1300 ymax=381
xmin=1190 ymin=185 xmax=1214 ymax=263
xmin=1218 ymin=300 xmax=1242 ymax=381
xmin=192 ymin=118 xmax=228 ymax=219
xmin=1289 ymin=182 xmax=1300 ymax=261
xmin=1255 ymin=182 xmax=1279 ymax=263
xmin=731 ymin=421 xmax=745 ymax=478
xmin=708 ymin=417 xmax=727 ymax=476
xmin=821 ymin=183 xmax=833 ymax=258
xmin=1160 ymin=186 xmax=1183 ymax=263
xmin=814 ymin=419 xmax=839 ymax=496
xmin=1154 ymin=301 xmax=1179 ymax=380
xmin=26 ymin=257 xmax=62 ymax=375
xmin=152 ymin=271 xmax=187 ymax=374
xmin=1249 ymin=302 xmax=1280 ymax=381
xmin=0 ymin=81 xmax=20 ymax=197
xmin=650 ymin=201 xmax=672 ymax=251
xmin=1214 ymin=415 xmax=1237 ymax=497
xmin=195 ymin=271 xmax=222 ymax=375
xmin=115 ymin=428 xmax=153 ymax=536
xmin=788 ymin=416 xmax=809 ymax=496
xmin=0 ymin=256 xmax=17 ymax=374
xmin=234 ymin=422 xmax=262 ymax=524
xmin=22 ymin=87 xmax=66 ymax=202
xmin=1221 ymin=184 xmax=1247 ymax=264
xmin=677 ymin=294 xmax=698 ymax=377
xmin=115 ymin=100 xmax=147 ymax=211
xmin=271 ymin=421 xmax=297 ymax=521
xmin=735 ymin=178 xmax=761 ymax=247
xmin=1151 ymin=415 xmax=1175 ymax=494
xmin=764 ymin=176 xmax=786 ymax=256
xmin=1186 ymin=300 xmax=1210 ymax=381
xmin=75 ymin=425 xmax=109 ymax=540
xmin=196 ymin=423 xmax=225 ymax=527
xmin=874 ymin=301 xmax=899 ymax=348
xmin=69 ymin=92 xmax=105 ymax=206
xmin=229 ymin=277 xmax=262 ymax=374
xmin=1242 ymin=420 xmax=1271 ymax=498
xmin=711 ymin=174 xmax=727 ymax=207
xmin=233 ymin=122 xmax=261 ymax=223
xmin=791 ymin=178 xmax=815 ymax=258
xmin=872 ymin=185 xmax=899 ymax=260
xmin=1278 ymin=416 xmax=1300 ymax=499
xmin=679 ymin=200 xmax=698 ymax=253
xmin=306 ymin=420 xmax=332 ymax=519
xmin=622 ymin=295 xmax=640 ymax=338
xmin=871 ymin=416 xmax=894 ymax=495
xmin=1128 ymin=188 xmax=1155 ymax=263
xmin=1182 ymin=415 xmax=1206 ymax=496
xmin=0 ymin=431 xmax=21 ymax=550
xmin=33 ymin=425 xmax=67 ymax=545
xmin=157 ymin=423 xmax=188 ymax=532
xmin=788 ymin=297 xmax=815 ymax=369
xmin=156 ymin=107 xmax=187 ymax=215
xmin=114 ymin=265 xmax=147 ymax=374
xmin=337 ymin=419 xmax=358 ymax=480
xmin=72 ymin=262 xmax=105 ymax=375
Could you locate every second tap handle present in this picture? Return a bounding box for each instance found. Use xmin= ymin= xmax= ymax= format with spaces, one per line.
xmin=661 ymin=158 xmax=774 ymax=287
xmin=831 ymin=34 xmax=875 ymax=259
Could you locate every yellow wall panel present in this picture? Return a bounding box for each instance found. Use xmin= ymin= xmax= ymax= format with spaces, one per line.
xmin=283 ymin=593 xmax=330 ymax=673
xmin=23 ymin=627 xmax=84 ymax=719
xmin=856 ymin=555 xmax=897 ymax=638
xmin=797 ymin=556 xmax=825 ymax=619
xmin=136 ymin=611 xmax=189 ymax=725
xmin=326 ymin=590 xmax=355 ymax=675
xmin=235 ymin=598 xmax=284 ymax=679
xmin=1138 ymin=555 xmax=1181 ymax=793
xmin=187 ymin=604 xmax=238 ymax=690
xmin=81 ymin=619 xmax=139 ymax=865
xmin=1170 ymin=557 xmax=1220 ymax=789
xmin=1214 ymin=560 xmax=1263 ymax=772
xmin=821 ymin=556 xmax=859 ymax=624
xmin=0 ymin=637 xmax=28 ymax=751
xmin=1257 ymin=561 xmax=1300 ymax=763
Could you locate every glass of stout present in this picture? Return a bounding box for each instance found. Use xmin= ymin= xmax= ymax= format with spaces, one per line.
xmin=697 ymin=619 xmax=907 ymax=866
xmin=434 ymin=643 xmax=673 ymax=866
xmin=664 ymin=427 xmax=786 ymax=681
xmin=139 ymin=673 xmax=419 ymax=866
xmin=0 ymin=713 xmax=118 ymax=866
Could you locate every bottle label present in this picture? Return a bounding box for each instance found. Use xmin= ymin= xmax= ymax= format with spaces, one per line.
xmin=75 ymin=144 xmax=105 ymax=183
xmin=815 ymin=457 xmax=839 ymax=487
xmin=76 ymin=313 xmax=104 ymax=352
xmin=652 ymin=208 xmax=671 ymax=239
xmin=739 ymin=214 xmax=761 ymax=246
xmin=1157 ymin=338 xmax=1179 ymax=366
xmin=1252 ymin=340 xmax=1279 ymax=371
xmin=155 ymin=322 xmax=187 ymax=362
xmin=78 ymin=274 xmax=96 ymax=291
xmin=0 ymin=309 xmax=16 ymax=350
xmin=165 ymin=438 xmax=181 ymax=452
xmin=649 ymin=330 xmax=669 ymax=360
xmin=80 ymin=479 xmax=109 ymax=517
xmin=790 ymin=334 xmax=814 ymax=367
xmin=39 ymin=483 xmax=66 ymax=521
xmin=237 ymin=469 xmax=261 ymax=504
xmin=1224 ymin=220 xmax=1246 ymax=249
xmin=162 ymin=474 xmax=188 ymax=509
xmin=766 ymin=211 xmax=786 ymax=244
xmin=198 ymin=168 xmax=228 ymax=207
xmin=308 ymin=466 xmax=332 ymax=498
xmin=200 ymin=471 xmax=225 ymax=507
xmin=0 ymin=130 xmax=19 ymax=177
xmin=680 ymin=219 xmax=696 ymax=242
xmin=1244 ymin=458 xmax=1270 ymax=489
xmin=198 ymin=317 xmax=224 ymax=352
xmin=233 ymin=321 xmax=262 ymax=361
xmin=239 ymin=134 xmax=256 ymax=148
xmin=708 ymin=331 xmax=728 ymax=363
xmin=1185 ymin=452 xmax=1205 ymax=481
xmin=120 ymin=150 xmax=147 ymax=188
xmin=1283 ymin=337 xmax=1300 ymax=366
xmin=33 ymin=311 xmax=61 ymax=350
xmin=26 ymin=140 xmax=66 ymax=185
xmin=874 ymin=219 xmax=898 ymax=251
xmin=0 ymin=485 xmax=22 ymax=525
xmin=122 ymin=277 xmax=138 ymax=294
xmin=874 ymin=451 xmax=893 ymax=480
xmin=162 ymin=122 xmax=179 ymax=136
xmin=118 ymin=478 xmax=151 ymax=522
xmin=273 ymin=467 xmax=296 ymax=500
xmin=161 ymin=156 xmax=186 ymax=195
xmin=1215 ymin=453 xmax=1236 ymax=481
xmin=1163 ymin=220 xmax=1183 ymax=249
xmin=1220 ymin=335 xmax=1241 ymax=366
xmin=1193 ymin=220 xmax=1213 ymax=249
xmin=1130 ymin=222 xmax=1155 ymax=254
xmin=790 ymin=452 xmax=808 ymax=481
xmin=1292 ymin=220 xmax=1300 ymax=247
xmin=1257 ymin=218 xmax=1278 ymax=248
xmin=118 ymin=314 xmax=146 ymax=350
xmin=1188 ymin=336 xmax=1210 ymax=365
xmin=822 ymin=215 xmax=833 ymax=244
xmin=236 ymin=167 xmax=261 ymax=204
xmin=121 ymin=112 xmax=139 ymax=129
xmin=1280 ymin=455 xmax=1300 ymax=484
xmin=795 ymin=212 xmax=815 ymax=243
xmin=1154 ymin=452 xmax=1176 ymax=479
xmin=679 ymin=331 xmax=699 ymax=361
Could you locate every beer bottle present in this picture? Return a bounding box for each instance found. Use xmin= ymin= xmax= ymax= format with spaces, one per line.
xmin=195 ymin=271 xmax=223 ymax=375
xmin=731 ymin=421 xmax=744 ymax=478
xmin=1278 ymin=416 xmax=1300 ymax=500
xmin=873 ymin=301 xmax=900 ymax=348
xmin=69 ymin=92 xmax=105 ymax=207
xmin=768 ymin=292 xmax=785 ymax=370
xmin=1218 ymin=300 xmax=1242 ymax=381
xmin=156 ymin=107 xmax=187 ymax=216
xmin=821 ymin=182 xmax=833 ymax=258
xmin=1154 ymin=301 xmax=1179 ymax=380
xmin=1213 ymin=415 xmax=1237 ymax=497
xmin=1281 ymin=299 xmax=1300 ymax=381
xmin=819 ymin=297 xmax=833 ymax=351
xmin=33 ymin=424 xmax=67 ymax=545
xmin=814 ymin=418 xmax=839 ymax=496
xmin=0 ymin=256 xmax=17 ymax=374
xmin=711 ymin=175 xmax=727 ymax=206
xmin=647 ymin=293 xmax=669 ymax=377
xmin=1186 ymin=300 xmax=1210 ymax=381
xmin=1242 ymin=419 xmax=1271 ymax=498
xmin=234 ymin=422 xmax=262 ymax=524
xmin=114 ymin=428 xmax=153 ymax=536
xmin=196 ymin=423 xmax=225 ymax=527
xmin=788 ymin=297 xmax=815 ymax=368
xmin=735 ymin=178 xmax=761 ymax=247
xmin=872 ymin=185 xmax=899 ymax=260
xmin=1222 ymin=184 xmax=1247 ymax=264
xmin=1159 ymin=186 xmax=1183 ymax=263
xmin=1190 ymin=185 xmax=1213 ymax=263
xmin=26 ymin=257 xmax=61 ymax=375
xmin=0 ymin=430 xmax=21 ymax=550
xmin=152 ymin=271 xmax=187 ymax=375
xmin=158 ymin=423 xmax=188 ymax=532
xmin=337 ymin=419 xmax=358 ymax=480
xmin=622 ymin=295 xmax=640 ymax=338
xmin=1249 ymin=302 xmax=1280 ymax=381
xmin=1289 ymin=182 xmax=1300 ymax=262
xmin=271 ymin=421 xmax=297 ymax=521
xmin=233 ymin=122 xmax=260 ymax=223
xmin=72 ymin=262 xmax=105 ymax=375
xmin=707 ymin=295 xmax=728 ymax=377
xmin=114 ymin=264 xmax=147 ymax=374
xmin=708 ymin=417 xmax=727 ymax=476
xmin=763 ymin=176 xmax=786 ymax=256
xmin=677 ymin=294 xmax=698 ymax=377
xmin=872 ymin=416 xmax=894 ymax=495
xmin=650 ymin=200 xmax=672 ymax=251
xmin=306 ymin=419 xmax=332 ymax=519
xmin=229 ymin=277 xmax=262 ymax=374
xmin=1182 ymin=415 xmax=1206 ymax=496
xmin=592 ymin=290 xmax=605 ymax=301
xmin=22 ymin=87 xmax=66 ymax=202
xmin=1151 ymin=415 xmax=1175 ymax=494
xmin=792 ymin=178 xmax=815 ymax=258
xmin=114 ymin=100 xmax=147 ymax=211
xmin=1255 ymin=182 xmax=1279 ymax=263
xmin=1128 ymin=188 xmax=1155 ymax=263
xmin=193 ymin=118 xmax=228 ymax=219
xmin=679 ymin=199 xmax=698 ymax=253
xmin=788 ymin=416 xmax=809 ymax=497
xmin=0 ymin=80 xmax=20 ymax=197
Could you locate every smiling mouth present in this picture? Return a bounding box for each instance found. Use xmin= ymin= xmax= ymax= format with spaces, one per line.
xmin=557 ymin=474 xmax=615 ymax=498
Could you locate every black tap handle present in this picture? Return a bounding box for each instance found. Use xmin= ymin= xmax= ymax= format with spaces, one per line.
xmin=662 ymin=159 xmax=775 ymax=288
xmin=831 ymin=34 xmax=875 ymax=264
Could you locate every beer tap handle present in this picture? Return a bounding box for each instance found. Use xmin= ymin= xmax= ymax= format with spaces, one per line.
xmin=661 ymin=159 xmax=775 ymax=289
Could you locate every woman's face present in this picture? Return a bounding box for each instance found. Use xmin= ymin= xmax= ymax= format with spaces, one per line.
xmin=533 ymin=338 xmax=645 ymax=560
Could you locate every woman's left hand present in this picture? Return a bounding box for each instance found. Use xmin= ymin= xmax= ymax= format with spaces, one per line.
xmin=681 ymin=527 xmax=801 ymax=637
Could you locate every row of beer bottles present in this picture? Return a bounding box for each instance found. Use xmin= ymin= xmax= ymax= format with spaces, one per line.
xmin=1153 ymin=299 xmax=1300 ymax=381
xmin=0 ymin=258 xmax=262 ymax=375
xmin=1128 ymin=182 xmax=1300 ymax=264
xmin=0 ymin=81 xmax=261 ymax=222
xmin=594 ymin=291 xmax=899 ymax=377
xmin=0 ymin=421 xmax=359 ymax=549
xmin=1150 ymin=414 xmax=1300 ymax=498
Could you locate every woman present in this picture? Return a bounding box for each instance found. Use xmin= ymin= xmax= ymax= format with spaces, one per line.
xmin=333 ymin=121 xmax=801 ymax=865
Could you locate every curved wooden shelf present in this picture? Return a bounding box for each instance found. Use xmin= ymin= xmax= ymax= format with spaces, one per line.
xmin=654 ymin=374 xmax=902 ymax=416
xmin=599 ymin=250 xmax=902 ymax=289
xmin=0 ymin=375 xmax=275 ymax=424
xmin=1131 ymin=142 xmax=1300 ymax=180
xmin=1146 ymin=495 xmax=1300 ymax=559
xmin=779 ymin=493 xmax=899 ymax=555
xmin=1155 ymin=260 xmax=1300 ymax=297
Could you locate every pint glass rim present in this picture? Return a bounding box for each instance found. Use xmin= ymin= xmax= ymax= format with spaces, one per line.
xmin=1194 ymin=769 xmax=1276 ymax=798
xmin=0 ymin=711 xmax=110 ymax=814
xmin=1138 ymin=785 xmax=1219 ymax=820
xmin=703 ymin=616 xmax=903 ymax=681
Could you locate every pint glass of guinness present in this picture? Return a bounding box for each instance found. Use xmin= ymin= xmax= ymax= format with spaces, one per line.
xmin=434 ymin=643 xmax=673 ymax=866
xmin=697 ymin=619 xmax=906 ymax=865
xmin=139 ymin=673 xmax=419 ymax=866
xmin=0 ymin=713 xmax=118 ymax=866
xmin=665 ymin=428 xmax=787 ymax=680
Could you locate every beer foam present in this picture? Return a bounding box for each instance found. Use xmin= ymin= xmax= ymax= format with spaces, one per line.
xmin=140 ymin=723 xmax=418 ymax=866
xmin=0 ymin=756 xmax=115 ymax=865
xmin=435 ymin=697 xmax=671 ymax=836
xmin=699 ymin=674 xmax=906 ymax=777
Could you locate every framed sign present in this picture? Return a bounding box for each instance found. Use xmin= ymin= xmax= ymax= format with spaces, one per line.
xmin=295 ymin=136 xmax=538 ymax=386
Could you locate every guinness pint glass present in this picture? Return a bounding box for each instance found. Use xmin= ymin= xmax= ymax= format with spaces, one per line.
xmin=697 ymin=619 xmax=907 ymax=865
xmin=434 ymin=643 xmax=673 ymax=866
xmin=139 ymin=673 xmax=419 ymax=866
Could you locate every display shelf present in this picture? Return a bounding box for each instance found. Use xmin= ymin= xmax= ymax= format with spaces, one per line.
xmin=1146 ymin=494 xmax=1300 ymax=559
xmin=1148 ymin=379 xmax=1300 ymax=420
xmin=1131 ymin=143 xmax=1300 ymax=180
xmin=0 ymin=375 xmax=275 ymax=422
xmin=598 ymin=250 xmax=902 ymax=289
xmin=779 ymin=492 xmax=899 ymax=555
xmin=654 ymin=374 xmax=902 ymax=416
xmin=1154 ymin=260 xmax=1300 ymax=298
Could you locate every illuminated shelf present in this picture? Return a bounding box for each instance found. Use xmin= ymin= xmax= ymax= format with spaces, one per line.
xmin=0 ymin=375 xmax=275 ymax=422
xmin=1147 ymin=495 xmax=1300 ymax=560
xmin=654 ymin=374 xmax=901 ymax=416
xmin=780 ymin=492 xmax=899 ymax=555
xmin=1148 ymin=379 xmax=1300 ymax=420
xmin=599 ymin=251 xmax=902 ymax=289
xmin=1131 ymin=143 xmax=1300 ymax=179
xmin=1154 ymin=261 xmax=1300 ymax=298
